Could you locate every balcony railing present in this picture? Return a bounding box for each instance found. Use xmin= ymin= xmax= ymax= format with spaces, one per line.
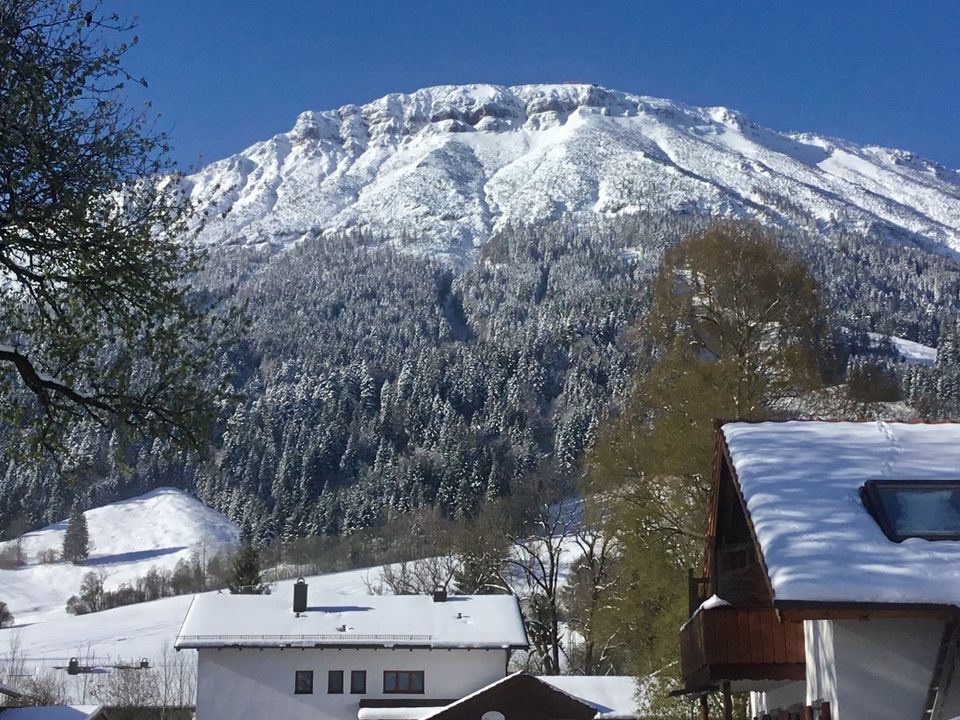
xmin=680 ymin=606 xmax=805 ymax=690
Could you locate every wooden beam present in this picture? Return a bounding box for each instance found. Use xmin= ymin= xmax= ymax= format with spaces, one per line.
xmin=722 ymin=680 xmax=732 ymax=720
xmin=777 ymin=602 xmax=954 ymax=622
xmin=699 ymin=694 xmax=709 ymax=720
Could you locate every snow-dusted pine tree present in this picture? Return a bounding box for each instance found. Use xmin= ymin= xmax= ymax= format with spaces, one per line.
xmin=62 ymin=505 xmax=89 ymax=563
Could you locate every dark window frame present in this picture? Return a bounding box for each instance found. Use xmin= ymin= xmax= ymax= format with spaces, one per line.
xmin=327 ymin=670 xmax=343 ymax=694
xmin=350 ymin=670 xmax=367 ymax=694
xmin=294 ymin=670 xmax=314 ymax=695
xmin=383 ymin=670 xmax=425 ymax=694
xmin=861 ymin=479 xmax=960 ymax=542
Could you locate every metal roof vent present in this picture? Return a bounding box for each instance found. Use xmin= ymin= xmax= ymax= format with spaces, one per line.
xmin=433 ymin=588 xmax=447 ymax=603
xmin=293 ymin=577 xmax=308 ymax=615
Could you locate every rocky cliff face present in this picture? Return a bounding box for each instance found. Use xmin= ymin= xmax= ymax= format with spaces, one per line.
xmin=184 ymin=83 xmax=960 ymax=258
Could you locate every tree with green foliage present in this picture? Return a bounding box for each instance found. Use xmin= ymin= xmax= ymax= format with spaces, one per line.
xmin=0 ymin=0 xmax=240 ymax=456
xmin=62 ymin=505 xmax=90 ymax=563
xmin=229 ymin=543 xmax=265 ymax=594
xmin=586 ymin=221 xmax=832 ymax=682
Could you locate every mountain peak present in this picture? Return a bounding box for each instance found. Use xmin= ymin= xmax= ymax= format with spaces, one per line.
xmin=184 ymin=83 xmax=960 ymax=257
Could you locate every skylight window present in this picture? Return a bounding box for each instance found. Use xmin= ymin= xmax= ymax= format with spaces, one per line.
xmin=861 ymin=480 xmax=960 ymax=542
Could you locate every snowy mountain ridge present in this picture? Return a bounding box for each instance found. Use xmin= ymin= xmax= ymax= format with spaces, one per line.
xmin=184 ymin=83 xmax=960 ymax=257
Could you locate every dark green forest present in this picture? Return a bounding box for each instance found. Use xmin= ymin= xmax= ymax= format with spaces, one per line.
xmin=3 ymin=213 xmax=960 ymax=541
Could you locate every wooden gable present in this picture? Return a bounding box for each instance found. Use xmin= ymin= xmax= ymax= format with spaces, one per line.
xmin=425 ymin=673 xmax=597 ymax=720
xmin=704 ymin=426 xmax=775 ymax=609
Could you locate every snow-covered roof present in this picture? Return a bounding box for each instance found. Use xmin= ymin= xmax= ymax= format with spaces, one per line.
xmin=0 ymin=680 xmax=21 ymax=697
xmin=175 ymin=584 xmax=528 ymax=649
xmin=0 ymin=706 xmax=103 ymax=720
xmin=539 ymin=675 xmax=642 ymax=719
xmin=722 ymin=420 xmax=960 ymax=605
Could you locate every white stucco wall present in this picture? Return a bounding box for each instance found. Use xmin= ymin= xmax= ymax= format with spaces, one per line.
xmin=195 ymin=647 xmax=509 ymax=720
xmin=805 ymin=620 xmax=837 ymax=712
xmin=804 ymin=618 xmax=947 ymax=720
xmin=749 ymin=682 xmax=805 ymax=716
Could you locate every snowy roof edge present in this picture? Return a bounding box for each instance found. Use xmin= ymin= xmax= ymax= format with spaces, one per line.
xmin=174 ymin=637 xmax=528 ymax=650
xmin=718 ymin=420 xmax=960 ymax=608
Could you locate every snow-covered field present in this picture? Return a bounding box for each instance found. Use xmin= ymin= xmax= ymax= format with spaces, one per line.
xmin=0 ymin=488 xmax=238 ymax=628
xmin=0 ymin=566 xmax=385 ymax=668
xmin=0 ymin=490 xmax=392 ymax=687
xmin=0 ymin=490 xmax=599 ymax=706
xmin=868 ymin=332 xmax=937 ymax=366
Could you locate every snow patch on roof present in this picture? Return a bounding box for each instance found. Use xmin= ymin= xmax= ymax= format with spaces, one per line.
xmin=722 ymin=421 xmax=960 ymax=605
xmin=698 ymin=594 xmax=731 ymax=611
xmin=0 ymin=706 xmax=103 ymax=720
xmin=357 ymin=709 xmax=437 ymax=720
xmin=538 ymin=675 xmax=642 ymax=719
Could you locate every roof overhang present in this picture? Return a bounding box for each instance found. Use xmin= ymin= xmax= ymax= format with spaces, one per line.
xmin=176 ymin=639 xmax=527 ymax=651
xmin=774 ymin=600 xmax=958 ymax=622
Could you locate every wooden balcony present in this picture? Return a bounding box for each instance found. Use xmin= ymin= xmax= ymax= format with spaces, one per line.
xmin=679 ymin=606 xmax=805 ymax=690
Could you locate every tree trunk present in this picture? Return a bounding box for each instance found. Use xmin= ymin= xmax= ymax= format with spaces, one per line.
xmin=722 ymin=681 xmax=733 ymax=720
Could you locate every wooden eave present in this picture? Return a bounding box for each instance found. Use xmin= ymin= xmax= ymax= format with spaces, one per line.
xmin=704 ymin=420 xmax=777 ymax=607
xmin=775 ymin=600 xmax=957 ymax=622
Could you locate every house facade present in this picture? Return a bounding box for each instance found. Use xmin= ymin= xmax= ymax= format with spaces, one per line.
xmin=677 ymin=420 xmax=960 ymax=720
xmin=175 ymin=583 xmax=529 ymax=720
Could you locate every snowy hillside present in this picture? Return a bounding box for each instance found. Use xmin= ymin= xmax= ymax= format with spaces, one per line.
xmin=0 ymin=567 xmax=376 ymax=670
xmin=0 ymin=488 xmax=238 ymax=626
xmin=184 ymin=83 xmax=960 ymax=257
xmin=868 ymin=332 xmax=938 ymax=366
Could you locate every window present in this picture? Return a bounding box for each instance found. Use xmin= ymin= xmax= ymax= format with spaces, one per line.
xmin=327 ymin=670 xmax=343 ymax=694
xmin=861 ymin=480 xmax=960 ymax=541
xmin=294 ymin=670 xmax=314 ymax=695
xmin=383 ymin=670 xmax=425 ymax=694
xmin=350 ymin=670 xmax=367 ymax=694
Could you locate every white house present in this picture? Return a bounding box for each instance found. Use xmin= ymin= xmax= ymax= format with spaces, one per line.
xmin=175 ymin=583 xmax=529 ymax=720
xmin=676 ymin=420 xmax=960 ymax=720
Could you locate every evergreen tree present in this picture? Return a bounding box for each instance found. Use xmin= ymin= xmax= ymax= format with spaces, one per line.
xmin=229 ymin=543 xmax=265 ymax=594
xmin=5 ymin=212 xmax=960 ymax=542
xmin=62 ymin=505 xmax=90 ymax=563
xmin=0 ymin=601 xmax=12 ymax=628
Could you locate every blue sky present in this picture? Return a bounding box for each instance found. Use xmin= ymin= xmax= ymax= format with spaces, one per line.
xmin=107 ymin=1 xmax=960 ymax=170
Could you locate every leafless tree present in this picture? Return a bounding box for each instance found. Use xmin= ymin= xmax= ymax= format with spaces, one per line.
xmin=562 ymin=521 xmax=627 ymax=675
xmin=367 ymin=556 xmax=458 ymax=596
xmin=506 ymin=499 xmax=579 ymax=675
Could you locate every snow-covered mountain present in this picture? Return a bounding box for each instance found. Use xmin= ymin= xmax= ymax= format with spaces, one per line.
xmin=184 ymin=83 xmax=960 ymax=257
